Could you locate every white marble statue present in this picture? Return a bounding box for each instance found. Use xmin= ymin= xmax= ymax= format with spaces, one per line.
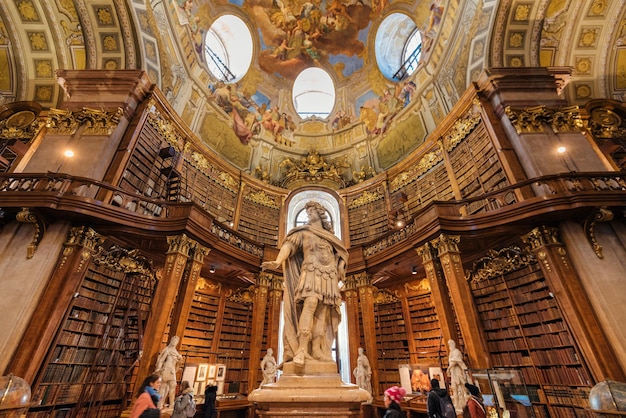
xmin=447 ymin=339 xmax=469 ymax=413
xmin=353 ymin=347 xmax=372 ymax=394
xmin=261 ymin=201 xmax=347 ymax=366
xmin=260 ymin=348 xmax=277 ymax=386
xmin=155 ymin=335 xmax=183 ymax=408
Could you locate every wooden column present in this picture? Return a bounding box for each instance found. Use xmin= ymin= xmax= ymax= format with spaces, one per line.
xmin=7 ymin=226 xmax=104 ymax=382
xmin=169 ymin=241 xmax=210 ymax=343
xmin=431 ymin=234 xmax=491 ymax=368
xmin=416 ymin=241 xmax=458 ymax=356
xmin=136 ymin=233 xmax=195 ymax=383
xmin=356 ymin=273 xmax=379 ymax=395
xmin=522 ymin=226 xmax=626 ymax=381
xmin=343 ymin=273 xmax=361 ymax=384
xmin=266 ymin=274 xmax=283 ymax=353
xmin=248 ymin=272 xmax=272 ymax=391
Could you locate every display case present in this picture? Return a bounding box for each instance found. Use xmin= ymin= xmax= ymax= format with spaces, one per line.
xmin=469 ymin=368 xmax=535 ymax=418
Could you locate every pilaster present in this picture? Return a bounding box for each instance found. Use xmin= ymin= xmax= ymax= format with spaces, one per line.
xmin=355 ymin=272 xmax=379 ymax=395
xmin=416 ymin=240 xmax=458 ymax=356
xmin=248 ymin=272 xmax=273 ymax=391
xmin=137 ymin=233 xmax=196 ymax=383
xmin=168 ymin=242 xmax=210 ymax=346
xmin=430 ymin=234 xmax=491 ymax=368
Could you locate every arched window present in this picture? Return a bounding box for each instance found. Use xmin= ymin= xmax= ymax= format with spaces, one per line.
xmin=292 ymin=68 xmax=335 ymax=119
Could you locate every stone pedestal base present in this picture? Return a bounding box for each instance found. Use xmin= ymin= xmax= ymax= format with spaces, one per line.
xmin=248 ymin=361 xmax=371 ymax=417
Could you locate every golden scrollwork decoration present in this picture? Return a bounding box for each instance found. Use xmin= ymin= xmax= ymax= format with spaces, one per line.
xmin=46 ymin=107 xmax=124 ymax=135
xmin=373 ymin=287 xmax=400 ymax=304
xmin=583 ymin=206 xmax=614 ymax=259
xmin=227 ymin=285 xmax=255 ymax=304
xmin=465 ymin=246 xmax=535 ymax=283
xmin=15 ymin=207 xmax=46 ymax=259
xmin=92 ymin=245 xmax=154 ymax=276
xmin=442 ymin=109 xmax=482 ymax=152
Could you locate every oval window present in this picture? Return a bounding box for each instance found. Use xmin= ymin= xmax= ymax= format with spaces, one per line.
xmin=204 ymin=15 xmax=253 ymax=83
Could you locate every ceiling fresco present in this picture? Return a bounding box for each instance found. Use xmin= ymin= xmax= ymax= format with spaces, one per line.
xmin=0 ymin=0 xmax=625 ymax=186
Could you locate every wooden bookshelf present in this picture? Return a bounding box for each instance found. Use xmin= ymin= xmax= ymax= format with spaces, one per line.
xmin=238 ymin=189 xmax=280 ymax=247
xmin=400 ymin=162 xmax=454 ymax=218
xmin=182 ymin=290 xmax=221 ymax=363
xmin=447 ymin=123 xmax=509 ymax=212
xmin=470 ymin=261 xmax=593 ymax=418
xmin=217 ymin=299 xmax=252 ymax=394
xmin=347 ymin=192 xmax=389 ymax=246
xmin=374 ymin=300 xmax=408 ymax=393
xmin=30 ymin=261 xmax=155 ymax=417
xmin=406 ymin=293 xmax=444 ymax=365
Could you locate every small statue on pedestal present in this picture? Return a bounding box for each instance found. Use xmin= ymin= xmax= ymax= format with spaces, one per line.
xmin=260 ymin=348 xmax=277 ymax=386
xmin=447 ymin=339 xmax=469 ymax=413
xmin=155 ymin=335 xmax=183 ymax=408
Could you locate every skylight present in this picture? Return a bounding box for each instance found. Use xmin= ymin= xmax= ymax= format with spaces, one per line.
xmin=204 ymin=15 xmax=253 ymax=83
xmin=292 ymin=68 xmax=335 ymax=119
xmin=375 ymin=13 xmax=421 ymax=82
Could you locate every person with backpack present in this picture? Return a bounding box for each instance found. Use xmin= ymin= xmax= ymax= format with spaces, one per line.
xmin=463 ymin=383 xmax=486 ymax=418
xmin=427 ymin=378 xmax=456 ymax=418
xmin=383 ymin=385 xmax=406 ymax=418
xmin=172 ymin=381 xmax=196 ymax=418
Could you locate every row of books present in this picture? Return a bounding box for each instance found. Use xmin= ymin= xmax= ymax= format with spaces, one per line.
xmin=526 ymin=332 xmax=574 ymax=350
xmin=515 ymin=298 xmax=557 ymax=314
xmin=530 ymin=347 xmax=579 ymax=365
xmin=543 ymin=385 xmax=591 ymax=408
xmin=41 ymin=364 xmax=89 ymax=384
xmin=536 ymin=365 xmax=592 ymax=386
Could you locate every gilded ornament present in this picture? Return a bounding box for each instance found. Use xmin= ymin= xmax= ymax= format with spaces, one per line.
xmin=575 ymin=57 xmax=592 ymax=75
xmin=17 ymin=0 xmax=39 ymax=22
xmin=576 ymin=84 xmax=592 ymax=99
xmin=244 ymin=190 xmax=280 ymax=209
xmin=509 ymin=32 xmax=524 ymax=48
xmin=589 ymin=0 xmax=607 ymax=16
xmin=35 ymin=60 xmax=53 ymax=78
xmin=579 ymin=28 xmax=597 ymax=47
xmin=373 ymin=287 xmax=400 ymax=304
xmin=102 ymin=35 xmax=118 ymax=51
xmin=28 ymin=32 xmax=48 ymax=50
xmin=466 ymin=246 xmax=535 ymax=283
xmin=96 ymin=7 xmax=114 ymax=25
xmin=513 ymin=5 xmax=530 ymax=21
xmin=227 ymin=285 xmax=255 ymax=304
xmin=349 ymin=190 xmax=384 ymax=208
xmin=35 ymin=86 xmax=53 ymax=101
xmin=583 ymin=207 xmax=613 ymax=259
xmin=16 ymin=207 xmax=46 ymax=259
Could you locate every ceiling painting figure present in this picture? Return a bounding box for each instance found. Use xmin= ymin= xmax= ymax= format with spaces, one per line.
xmin=244 ymin=0 xmax=375 ymax=80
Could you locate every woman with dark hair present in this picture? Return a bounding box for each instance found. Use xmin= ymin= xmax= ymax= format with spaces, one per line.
xmin=383 ymin=385 xmax=406 ymax=418
xmin=463 ymin=383 xmax=486 ymax=418
xmin=203 ymin=383 xmax=218 ymax=418
xmin=130 ymin=374 xmax=162 ymax=418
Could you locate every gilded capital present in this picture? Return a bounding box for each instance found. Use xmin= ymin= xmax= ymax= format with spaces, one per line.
xmin=521 ymin=226 xmax=561 ymax=251
xmin=416 ymin=242 xmax=434 ymax=263
xmin=166 ymin=233 xmax=198 ymax=256
xmin=432 ymin=233 xmax=460 ymax=255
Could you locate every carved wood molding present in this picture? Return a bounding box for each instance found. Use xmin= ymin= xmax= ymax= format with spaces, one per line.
xmin=15 ymin=207 xmax=46 ymax=259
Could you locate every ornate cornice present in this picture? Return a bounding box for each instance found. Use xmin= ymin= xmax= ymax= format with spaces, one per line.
xmin=146 ymin=107 xmax=184 ymax=151
xmin=466 ymin=246 xmax=535 ymax=283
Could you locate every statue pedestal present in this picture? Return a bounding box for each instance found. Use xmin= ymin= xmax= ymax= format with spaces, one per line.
xmin=248 ymin=361 xmax=371 ymax=417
